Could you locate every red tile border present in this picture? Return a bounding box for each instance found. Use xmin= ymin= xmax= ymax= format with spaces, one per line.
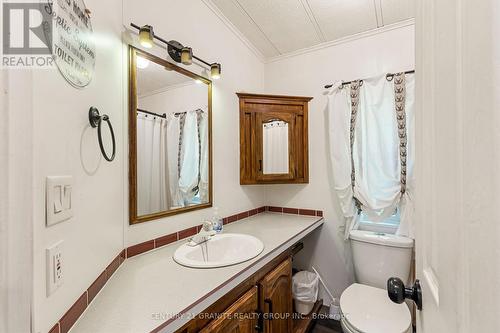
xmin=178 ymin=226 xmax=198 ymax=240
xmin=155 ymin=232 xmax=178 ymax=248
xmin=299 ymin=209 xmax=316 ymax=216
xmin=59 ymin=292 xmax=87 ymax=333
xmin=119 ymin=249 xmax=126 ymax=264
xmin=227 ymin=214 xmax=239 ymax=223
xmin=126 ymin=240 xmax=155 ymax=258
xmin=237 ymin=211 xmax=249 ymax=220
xmin=48 ymin=323 xmax=60 ymax=333
xmin=105 ymin=254 xmax=121 ymax=279
xmin=47 ymin=205 xmax=323 ymax=333
xmin=87 ymin=271 xmax=106 ymax=304
xmin=283 ymin=207 xmax=299 ymax=214
xmin=268 ymin=206 xmax=283 ymax=213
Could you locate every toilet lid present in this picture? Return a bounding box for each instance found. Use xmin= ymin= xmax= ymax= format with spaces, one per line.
xmin=340 ymin=283 xmax=411 ymax=333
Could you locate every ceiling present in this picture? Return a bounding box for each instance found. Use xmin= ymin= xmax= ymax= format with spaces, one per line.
xmin=211 ymin=0 xmax=414 ymax=59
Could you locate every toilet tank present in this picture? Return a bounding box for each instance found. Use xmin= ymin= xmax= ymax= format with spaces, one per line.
xmin=350 ymin=230 xmax=414 ymax=289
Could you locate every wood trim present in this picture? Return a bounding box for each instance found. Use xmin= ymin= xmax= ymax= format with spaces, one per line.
xmin=238 ymin=92 xmax=312 ymax=185
xmin=128 ymin=46 xmax=213 ymax=225
xmin=236 ymin=92 xmax=313 ymax=102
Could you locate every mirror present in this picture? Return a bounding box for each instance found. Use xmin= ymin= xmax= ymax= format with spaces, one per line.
xmin=129 ymin=46 xmax=212 ymax=224
xmin=262 ymin=120 xmax=289 ymax=174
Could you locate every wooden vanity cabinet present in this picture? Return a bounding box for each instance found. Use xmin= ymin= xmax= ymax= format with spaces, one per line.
xmin=175 ymin=255 xmax=294 ymax=333
xmin=237 ymin=93 xmax=313 ymax=185
xmin=200 ymin=286 xmax=259 ymax=333
xmin=259 ymin=258 xmax=293 ymax=333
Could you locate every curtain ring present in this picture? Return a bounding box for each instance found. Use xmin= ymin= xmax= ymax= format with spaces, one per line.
xmin=89 ymin=107 xmax=116 ymax=162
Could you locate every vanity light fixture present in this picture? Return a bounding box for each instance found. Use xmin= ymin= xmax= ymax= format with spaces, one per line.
xmin=181 ymin=47 xmax=193 ymax=65
xmin=131 ymin=23 xmax=222 ymax=79
xmin=210 ymin=63 xmax=221 ymax=79
xmin=138 ymin=25 xmax=154 ymax=48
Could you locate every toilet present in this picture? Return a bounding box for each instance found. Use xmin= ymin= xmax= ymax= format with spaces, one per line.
xmin=340 ymin=230 xmax=414 ymax=333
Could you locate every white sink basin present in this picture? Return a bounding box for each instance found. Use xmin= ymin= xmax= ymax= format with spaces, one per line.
xmin=173 ymin=233 xmax=264 ymax=268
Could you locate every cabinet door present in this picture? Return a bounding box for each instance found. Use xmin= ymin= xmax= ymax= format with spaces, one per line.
xmin=200 ymin=286 xmax=258 ymax=333
xmin=260 ymin=258 xmax=293 ymax=333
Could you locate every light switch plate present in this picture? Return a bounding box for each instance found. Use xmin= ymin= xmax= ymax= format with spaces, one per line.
xmin=46 ymin=176 xmax=73 ymax=226
xmin=46 ymin=241 xmax=64 ymax=296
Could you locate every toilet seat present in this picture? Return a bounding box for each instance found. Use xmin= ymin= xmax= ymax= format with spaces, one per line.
xmin=340 ymin=283 xmax=411 ymax=333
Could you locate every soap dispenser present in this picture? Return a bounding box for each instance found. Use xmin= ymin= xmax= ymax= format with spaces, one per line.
xmin=212 ymin=207 xmax=223 ymax=233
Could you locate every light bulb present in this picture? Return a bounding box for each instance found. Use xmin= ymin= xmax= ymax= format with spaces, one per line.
xmin=139 ymin=25 xmax=154 ymax=48
xmin=181 ymin=47 xmax=193 ymax=65
xmin=210 ymin=63 xmax=221 ymax=79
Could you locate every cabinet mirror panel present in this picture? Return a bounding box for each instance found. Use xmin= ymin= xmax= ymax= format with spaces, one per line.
xmin=129 ymin=46 xmax=212 ymax=224
xmin=262 ymin=120 xmax=289 ymax=174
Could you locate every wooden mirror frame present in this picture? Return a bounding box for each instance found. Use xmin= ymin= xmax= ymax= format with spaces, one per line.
xmin=128 ymin=46 xmax=213 ymax=225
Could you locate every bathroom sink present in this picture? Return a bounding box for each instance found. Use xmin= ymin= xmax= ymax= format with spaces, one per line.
xmin=173 ymin=233 xmax=264 ymax=268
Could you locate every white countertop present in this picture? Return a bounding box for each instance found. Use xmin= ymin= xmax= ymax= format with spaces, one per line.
xmin=71 ymin=212 xmax=324 ymax=333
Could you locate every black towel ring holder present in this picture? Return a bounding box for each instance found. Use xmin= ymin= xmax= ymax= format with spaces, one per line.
xmin=88 ymin=107 xmax=116 ymax=162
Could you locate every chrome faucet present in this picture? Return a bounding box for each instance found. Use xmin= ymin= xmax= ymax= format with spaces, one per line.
xmin=188 ymin=220 xmax=216 ymax=246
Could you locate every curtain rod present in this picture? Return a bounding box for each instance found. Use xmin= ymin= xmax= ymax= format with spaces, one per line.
xmin=174 ymin=108 xmax=205 ymax=116
xmin=137 ymin=108 xmax=166 ymax=118
xmin=324 ymin=70 xmax=415 ymax=89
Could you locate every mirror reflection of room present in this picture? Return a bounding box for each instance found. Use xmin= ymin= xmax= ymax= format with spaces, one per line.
xmin=262 ymin=120 xmax=289 ymax=174
xmin=135 ymin=55 xmax=209 ymax=216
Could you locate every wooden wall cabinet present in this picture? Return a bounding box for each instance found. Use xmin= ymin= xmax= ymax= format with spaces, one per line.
xmin=237 ymin=93 xmax=313 ymax=184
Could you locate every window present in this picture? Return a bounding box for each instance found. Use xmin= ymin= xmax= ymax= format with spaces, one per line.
xmin=359 ymin=209 xmax=400 ymax=234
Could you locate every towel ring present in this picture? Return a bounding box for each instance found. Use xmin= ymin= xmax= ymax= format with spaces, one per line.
xmin=88 ymin=107 xmax=116 ymax=162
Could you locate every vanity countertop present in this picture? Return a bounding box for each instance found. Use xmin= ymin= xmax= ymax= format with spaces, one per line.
xmin=71 ymin=212 xmax=324 ymax=333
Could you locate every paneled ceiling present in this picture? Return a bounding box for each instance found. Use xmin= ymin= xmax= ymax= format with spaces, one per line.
xmin=211 ymin=0 xmax=414 ymax=59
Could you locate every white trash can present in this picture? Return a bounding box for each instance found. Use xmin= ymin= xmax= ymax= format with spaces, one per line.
xmin=292 ymin=270 xmax=319 ymax=315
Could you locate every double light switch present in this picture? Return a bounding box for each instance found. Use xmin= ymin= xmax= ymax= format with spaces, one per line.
xmin=46 ymin=176 xmax=73 ymax=226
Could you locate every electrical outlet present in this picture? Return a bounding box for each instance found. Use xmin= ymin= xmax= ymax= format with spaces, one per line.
xmin=46 ymin=241 xmax=64 ymax=296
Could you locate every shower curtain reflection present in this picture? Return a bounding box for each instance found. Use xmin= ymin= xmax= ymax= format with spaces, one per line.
xmin=136 ymin=110 xmax=207 ymax=216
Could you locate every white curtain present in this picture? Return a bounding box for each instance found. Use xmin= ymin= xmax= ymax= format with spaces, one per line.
xmin=199 ymin=112 xmax=209 ymax=203
xmin=178 ymin=111 xmax=200 ymax=204
xmin=397 ymin=74 xmax=415 ymax=238
xmin=353 ymin=75 xmax=401 ymax=221
xmin=327 ymin=73 xmax=415 ymax=239
xmin=327 ymin=82 xmax=360 ymax=239
xmin=137 ymin=114 xmax=168 ymax=215
xmin=263 ymin=121 xmax=289 ymax=174
xmin=166 ymin=114 xmax=183 ymax=209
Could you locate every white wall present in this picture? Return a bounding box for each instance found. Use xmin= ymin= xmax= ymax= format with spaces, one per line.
xmin=1 ymin=69 xmax=34 ymax=333
xmin=28 ymin=1 xmax=266 ymax=332
xmin=264 ymin=24 xmax=415 ymax=300
xmin=123 ymin=0 xmax=266 ymax=246
xmin=138 ymin=82 xmax=208 ymax=116
xmin=31 ymin=1 xmax=125 ymax=332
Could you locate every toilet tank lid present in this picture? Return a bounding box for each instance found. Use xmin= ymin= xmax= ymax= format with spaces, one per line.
xmin=349 ymin=230 xmax=414 ymax=248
